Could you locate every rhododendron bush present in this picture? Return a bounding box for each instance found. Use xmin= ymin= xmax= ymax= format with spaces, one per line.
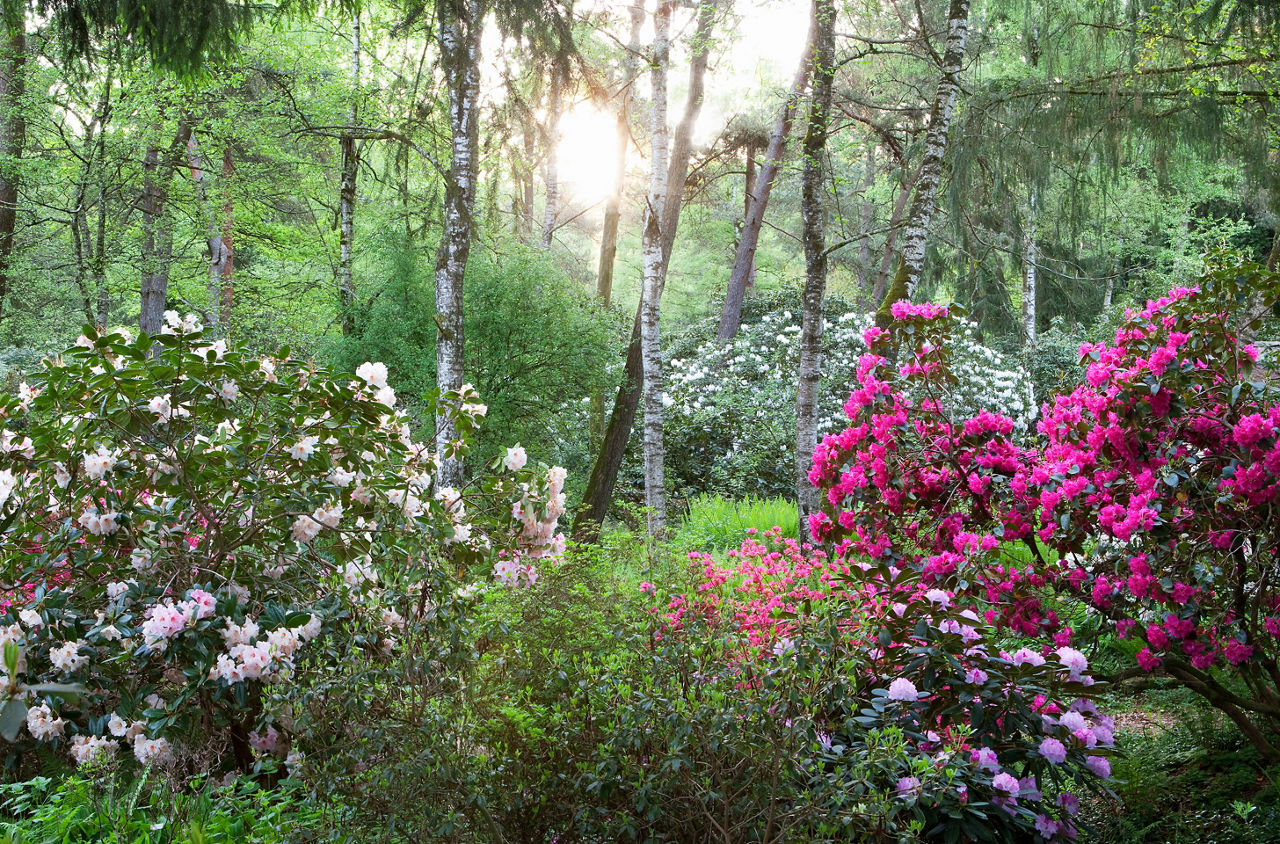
xmin=682 ymin=530 xmax=1109 ymax=842
xmin=0 ymin=315 xmax=566 ymax=774
xmin=807 ymin=261 xmax=1280 ymax=761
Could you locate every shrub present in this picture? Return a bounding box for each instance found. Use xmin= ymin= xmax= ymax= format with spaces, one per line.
xmin=0 ymin=315 xmax=566 ymax=777
xmin=673 ymin=494 xmax=799 ymax=551
xmin=808 ymin=259 xmax=1280 ymax=763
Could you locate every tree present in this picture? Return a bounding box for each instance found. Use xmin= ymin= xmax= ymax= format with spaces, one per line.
xmin=715 ymin=19 xmax=813 ymax=341
xmin=795 ymin=0 xmax=834 ymax=540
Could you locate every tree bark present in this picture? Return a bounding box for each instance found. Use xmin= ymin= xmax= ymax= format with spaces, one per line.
xmin=574 ymin=0 xmax=717 ymax=540
xmin=640 ymin=0 xmax=672 ymax=536
xmin=184 ymin=132 xmax=233 ymax=331
xmin=434 ymin=0 xmax=483 ymax=488
xmin=595 ymin=0 xmax=645 ymax=306
xmin=796 ymin=0 xmax=834 ymax=542
xmin=1021 ymin=190 xmax=1037 ymax=345
xmin=872 ymin=166 xmax=920 ymax=306
xmin=217 ymin=147 xmax=234 ymax=327
xmin=888 ymin=0 xmax=971 ymax=300
xmin=0 ymin=13 xmax=24 ymax=329
xmin=740 ymin=142 xmax=758 ymax=293
xmin=540 ymin=66 xmax=563 ymax=249
xmin=338 ymin=13 xmax=360 ymax=336
xmin=139 ymin=121 xmax=192 ymax=336
xmin=716 ymin=19 xmax=815 ymax=341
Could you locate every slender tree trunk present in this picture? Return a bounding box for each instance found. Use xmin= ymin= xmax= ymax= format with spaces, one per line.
xmin=855 ymin=146 xmax=876 ymax=301
xmin=885 ymin=0 xmax=971 ymax=305
xmin=1021 ymin=191 xmax=1037 ymax=345
xmin=540 ymin=67 xmax=563 ymax=249
xmin=796 ymin=0 xmax=834 ymax=542
xmin=184 ymin=131 xmax=223 ymax=329
xmin=338 ymin=13 xmax=360 ymax=336
xmin=716 ymin=20 xmax=815 ymax=341
xmin=640 ymin=0 xmax=672 ymax=536
xmin=741 ymin=141 xmax=758 ymax=293
xmin=518 ymin=116 xmax=536 ymax=242
xmin=595 ymin=0 xmax=645 ymax=306
xmin=139 ymin=119 xmax=190 ymax=337
xmin=217 ymin=147 xmax=234 ymax=327
xmin=0 ymin=13 xmax=24 ymax=329
xmin=575 ymin=0 xmax=717 ymax=539
xmin=434 ymin=0 xmax=483 ymax=488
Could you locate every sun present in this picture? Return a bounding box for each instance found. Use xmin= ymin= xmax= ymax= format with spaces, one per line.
xmin=554 ymin=105 xmax=625 ymax=207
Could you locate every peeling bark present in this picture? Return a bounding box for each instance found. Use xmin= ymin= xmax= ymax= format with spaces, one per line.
xmin=796 ymin=0 xmax=834 ymax=541
xmin=892 ymin=0 xmax=971 ymax=298
xmin=338 ymin=13 xmax=360 ymax=336
xmin=1021 ymin=190 xmax=1037 ymax=346
xmin=434 ymin=0 xmax=483 ymax=488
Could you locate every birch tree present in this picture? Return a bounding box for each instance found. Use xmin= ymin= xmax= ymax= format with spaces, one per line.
xmin=640 ymin=0 xmax=671 ymax=535
xmin=880 ymin=0 xmax=971 ymax=312
xmin=1021 ymin=187 xmax=1038 ymax=345
xmin=796 ymin=0 xmax=834 ymax=540
xmin=338 ymin=13 xmax=360 ymax=337
xmin=0 ymin=8 xmax=24 ymax=329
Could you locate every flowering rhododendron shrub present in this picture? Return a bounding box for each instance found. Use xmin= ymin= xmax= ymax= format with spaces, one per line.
xmin=0 ymin=315 xmax=566 ymax=774
xmin=652 ymin=295 xmax=1034 ymax=499
xmin=682 ymin=531 xmax=1109 ymax=842
xmin=809 ymin=260 xmax=1280 ymax=761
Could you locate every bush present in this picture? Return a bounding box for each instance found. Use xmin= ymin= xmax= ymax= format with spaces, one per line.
xmin=673 ymin=494 xmax=799 ymax=551
xmin=0 ymin=315 xmax=566 ymax=778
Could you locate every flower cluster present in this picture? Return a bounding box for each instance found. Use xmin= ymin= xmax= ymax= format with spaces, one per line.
xmin=0 ymin=319 xmax=565 ymax=773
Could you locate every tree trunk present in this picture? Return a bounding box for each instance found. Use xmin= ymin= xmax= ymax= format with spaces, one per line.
xmin=1021 ymin=191 xmax=1037 ymax=346
xmin=139 ymin=121 xmax=192 ymax=336
xmin=741 ymin=141 xmax=758 ymax=293
xmin=796 ymin=0 xmax=834 ymax=542
xmin=519 ymin=119 xmax=535 ymax=242
xmin=716 ymin=19 xmax=815 ymax=341
xmin=0 ymin=13 xmax=24 ymax=329
xmin=540 ymin=67 xmax=563 ymax=249
xmin=184 ymin=131 xmax=228 ymax=330
xmin=855 ymin=145 xmax=876 ymax=301
xmin=574 ymin=0 xmax=717 ymax=540
xmin=888 ymin=0 xmax=971 ymax=300
xmin=595 ymin=0 xmax=645 ymax=306
xmin=640 ymin=0 xmax=672 ymax=536
xmin=217 ymin=147 xmax=234 ymax=327
xmin=338 ymin=13 xmax=360 ymax=336
xmin=434 ymin=0 xmax=483 ymax=488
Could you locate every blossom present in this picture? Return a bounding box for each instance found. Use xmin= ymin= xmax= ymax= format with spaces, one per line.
xmin=1039 ymin=737 xmax=1067 ymax=764
xmin=1011 ymin=648 xmax=1046 ymax=667
xmin=355 ymin=361 xmax=389 ymax=389
xmin=25 ymin=704 xmax=65 ymax=740
xmin=133 ymin=735 xmax=173 ymax=766
xmin=291 ymin=515 xmax=322 ymax=544
xmin=82 ymin=446 xmax=117 ymax=480
xmin=886 ymin=677 xmax=918 ymax=702
xmin=503 ymin=446 xmax=528 ymax=472
xmin=896 ymin=776 xmax=921 ymax=798
xmin=1055 ymin=647 xmax=1088 ymax=677
xmin=1085 ymin=755 xmax=1111 ymax=778
xmin=992 ymin=771 xmax=1021 ymax=795
xmin=50 ymin=640 xmax=88 ymax=674
xmin=289 ymin=436 xmax=319 ymax=461
xmin=70 ymin=735 xmax=116 ymax=766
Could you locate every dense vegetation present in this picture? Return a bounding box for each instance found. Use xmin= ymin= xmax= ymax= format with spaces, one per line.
xmin=0 ymin=0 xmax=1279 ymax=840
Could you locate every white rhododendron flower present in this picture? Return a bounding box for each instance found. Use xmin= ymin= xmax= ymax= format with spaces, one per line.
xmin=355 ymin=361 xmax=389 ymax=389
xmin=503 ymin=446 xmax=527 ymax=472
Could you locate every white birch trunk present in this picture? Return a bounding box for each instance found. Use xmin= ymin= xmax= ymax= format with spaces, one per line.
xmin=338 ymin=13 xmax=360 ymax=335
xmin=435 ymin=0 xmax=482 ymax=488
xmin=797 ymin=0 xmax=834 ymax=542
xmin=896 ymin=0 xmax=971 ymax=298
xmin=641 ymin=0 xmax=671 ymax=536
xmin=1021 ymin=191 xmax=1038 ymax=345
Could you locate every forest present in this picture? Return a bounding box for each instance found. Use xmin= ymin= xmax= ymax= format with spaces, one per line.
xmin=0 ymin=0 xmax=1279 ymax=840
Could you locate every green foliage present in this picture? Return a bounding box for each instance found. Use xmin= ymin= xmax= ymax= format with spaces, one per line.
xmin=673 ymin=493 xmax=798 ymax=551
xmin=0 ymin=774 xmax=346 ymax=842
xmin=327 ymin=243 xmax=622 ymax=485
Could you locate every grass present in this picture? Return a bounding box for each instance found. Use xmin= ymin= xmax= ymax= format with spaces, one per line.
xmin=672 ymin=493 xmax=799 ymax=551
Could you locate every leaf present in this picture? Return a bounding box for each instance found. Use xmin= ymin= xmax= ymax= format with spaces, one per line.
xmin=0 ymin=700 xmax=26 ymax=742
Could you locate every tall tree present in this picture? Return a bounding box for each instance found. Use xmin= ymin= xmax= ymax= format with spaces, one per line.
xmin=337 ymin=12 xmax=360 ymax=336
xmin=716 ymin=20 xmax=814 ymax=341
xmin=0 ymin=7 xmax=24 ymax=330
xmin=433 ymin=0 xmax=484 ymax=487
xmin=639 ymin=0 xmax=671 ymax=535
xmin=879 ymin=0 xmax=971 ymax=315
xmin=795 ymin=0 xmax=834 ymax=540
xmin=139 ymin=119 xmax=192 ymax=335
xmin=595 ymin=0 xmax=644 ymax=306
xmin=575 ymin=0 xmax=717 ymax=538
xmin=539 ymin=64 xmax=563 ymax=249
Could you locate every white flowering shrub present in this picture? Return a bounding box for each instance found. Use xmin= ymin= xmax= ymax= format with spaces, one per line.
xmin=660 ymin=296 xmax=1036 ymax=498
xmin=0 ymin=314 xmax=566 ymax=775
